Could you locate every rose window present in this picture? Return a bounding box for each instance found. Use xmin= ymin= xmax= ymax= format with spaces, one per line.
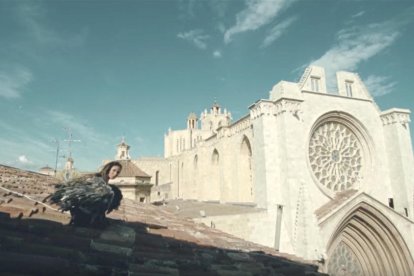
xmin=309 ymin=122 xmax=363 ymax=192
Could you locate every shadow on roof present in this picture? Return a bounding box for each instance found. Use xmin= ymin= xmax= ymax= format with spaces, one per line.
xmin=0 ymin=213 xmax=326 ymax=276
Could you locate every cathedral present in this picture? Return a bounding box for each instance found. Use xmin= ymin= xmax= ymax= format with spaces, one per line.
xmin=120 ymin=66 xmax=414 ymax=275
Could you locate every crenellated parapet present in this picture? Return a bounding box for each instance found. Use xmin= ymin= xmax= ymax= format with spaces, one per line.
xmin=380 ymin=109 xmax=411 ymax=126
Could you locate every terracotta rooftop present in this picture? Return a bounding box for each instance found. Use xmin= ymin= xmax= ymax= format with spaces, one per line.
xmin=0 ymin=164 xmax=326 ymax=275
xmin=116 ymin=160 xmax=151 ymax=178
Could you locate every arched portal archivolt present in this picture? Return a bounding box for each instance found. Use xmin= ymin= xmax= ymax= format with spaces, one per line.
xmin=326 ymin=202 xmax=414 ymax=276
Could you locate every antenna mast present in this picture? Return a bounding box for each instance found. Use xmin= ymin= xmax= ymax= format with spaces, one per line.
xmin=63 ymin=127 xmax=81 ymax=159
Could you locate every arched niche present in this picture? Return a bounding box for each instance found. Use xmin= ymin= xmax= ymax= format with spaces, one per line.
xmin=238 ymin=136 xmax=253 ymax=202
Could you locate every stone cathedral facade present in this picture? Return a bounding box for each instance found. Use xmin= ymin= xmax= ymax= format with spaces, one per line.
xmin=125 ymin=66 xmax=414 ymax=275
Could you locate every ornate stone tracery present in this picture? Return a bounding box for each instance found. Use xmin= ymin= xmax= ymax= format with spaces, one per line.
xmin=380 ymin=110 xmax=411 ymax=126
xmin=309 ymin=120 xmax=364 ymax=194
xmin=327 ymin=242 xmax=363 ymax=276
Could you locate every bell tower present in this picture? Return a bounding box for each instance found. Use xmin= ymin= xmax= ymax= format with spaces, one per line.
xmin=116 ymin=137 xmax=131 ymax=160
xmin=200 ymin=101 xmax=232 ymax=132
xmin=187 ymin=112 xmax=198 ymax=129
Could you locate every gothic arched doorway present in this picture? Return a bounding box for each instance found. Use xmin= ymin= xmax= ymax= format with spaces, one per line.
xmin=326 ymin=202 xmax=414 ymax=276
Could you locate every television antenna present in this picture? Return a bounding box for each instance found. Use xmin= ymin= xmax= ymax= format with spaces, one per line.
xmin=51 ymin=138 xmax=67 ymax=176
xmin=63 ymin=127 xmax=81 ymax=159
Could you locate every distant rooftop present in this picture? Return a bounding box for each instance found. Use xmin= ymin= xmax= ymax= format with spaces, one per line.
xmin=116 ymin=160 xmax=151 ymax=178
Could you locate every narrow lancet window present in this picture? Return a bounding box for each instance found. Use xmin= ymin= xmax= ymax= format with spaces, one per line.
xmin=345 ymin=81 xmax=353 ymax=97
xmin=311 ymin=77 xmax=320 ymax=92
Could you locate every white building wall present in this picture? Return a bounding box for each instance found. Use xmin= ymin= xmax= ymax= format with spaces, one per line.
xmin=381 ymin=109 xmax=414 ymax=218
xmin=126 ymin=66 xmax=414 ymax=262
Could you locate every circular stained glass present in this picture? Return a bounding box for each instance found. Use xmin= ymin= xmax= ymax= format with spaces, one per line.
xmin=309 ymin=122 xmax=363 ymax=192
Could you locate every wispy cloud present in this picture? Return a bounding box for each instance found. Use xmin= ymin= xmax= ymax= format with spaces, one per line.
xmin=0 ymin=67 xmax=33 ymax=99
xmin=178 ymin=0 xmax=230 ymax=21
xmin=364 ymin=75 xmax=397 ymax=97
xmin=261 ymin=16 xmax=297 ymax=48
xmin=307 ymin=20 xmax=400 ymax=89
xmin=0 ymin=109 xmax=112 ymax=171
xmin=178 ymin=0 xmax=200 ymax=20
xmin=352 ymin=11 xmax=365 ymax=18
xmin=17 ymin=1 xmax=86 ymax=48
xmin=209 ymin=0 xmax=230 ymax=19
xmin=213 ymin=50 xmax=222 ymax=58
xmin=46 ymin=110 xmax=107 ymax=145
xmin=224 ymin=0 xmax=294 ymax=44
xmin=177 ymin=29 xmax=210 ymax=49
xmin=18 ymin=155 xmax=32 ymax=164
xmin=312 ymin=24 xmax=398 ymax=71
xmin=0 ymin=135 xmax=53 ymax=171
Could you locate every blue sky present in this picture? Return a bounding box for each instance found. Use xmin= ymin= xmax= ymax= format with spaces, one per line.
xmin=1 ymin=0 xmax=413 ymax=172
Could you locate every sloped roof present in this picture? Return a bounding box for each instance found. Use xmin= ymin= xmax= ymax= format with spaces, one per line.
xmin=116 ymin=160 xmax=150 ymax=178
xmin=315 ymin=189 xmax=359 ymax=220
xmin=187 ymin=112 xmax=197 ymax=120
xmin=0 ymin=164 xmax=58 ymax=196
xmin=0 ymin=165 xmax=325 ymax=275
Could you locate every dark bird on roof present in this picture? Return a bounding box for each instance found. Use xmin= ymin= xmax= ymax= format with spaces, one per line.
xmin=45 ymin=161 xmax=123 ymax=227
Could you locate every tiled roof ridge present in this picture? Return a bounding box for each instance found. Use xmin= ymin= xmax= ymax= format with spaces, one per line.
xmin=117 ymin=160 xmax=151 ymax=178
xmin=0 ymin=165 xmax=326 ymax=275
xmin=0 ymin=187 xmax=316 ymax=266
xmin=0 ymin=185 xmax=59 ymax=212
xmin=0 ymin=212 xmax=325 ymax=275
xmin=0 ymin=164 xmax=57 ymax=179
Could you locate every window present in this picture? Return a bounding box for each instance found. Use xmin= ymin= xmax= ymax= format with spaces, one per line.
xmin=311 ymin=77 xmax=320 ymax=92
xmin=388 ymin=198 xmax=394 ymax=209
xmin=212 ymin=149 xmax=219 ymax=165
xmin=345 ymin=81 xmax=353 ymax=97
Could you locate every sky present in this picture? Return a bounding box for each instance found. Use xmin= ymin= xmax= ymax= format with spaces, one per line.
xmin=0 ymin=0 xmax=413 ymax=172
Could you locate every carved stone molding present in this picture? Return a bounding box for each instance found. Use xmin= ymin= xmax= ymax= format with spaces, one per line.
xmin=274 ymin=99 xmax=303 ymax=119
xmin=380 ymin=111 xmax=411 ymax=126
xmin=249 ymin=99 xmax=303 ymax=120
xmin=249 ymin=100 xmax=275 ymax=120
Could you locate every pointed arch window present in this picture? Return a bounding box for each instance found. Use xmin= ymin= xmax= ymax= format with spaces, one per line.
xmin=311 ymin=77 xmax=320 ymax=92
